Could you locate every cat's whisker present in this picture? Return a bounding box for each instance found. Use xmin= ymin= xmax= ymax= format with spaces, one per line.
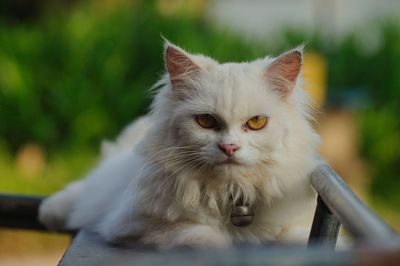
xmin=164 ymin=154 xmax=202 ymax=172
xmin=148 ymin=158 xmax=205 ymax=209
xmin=177 ymin=160 xmax=205 ymax=178
xmin=164 ymin=152 xmax=203 ymax=162
xmin=164 ymin=153 xmax=200 ymax=162
xmin=122 ymin=146 xmax=197 ymax=212
xmin=194 ymin=161 xmax=209 ymax=180
xmin=134 ymin=152 xmax=203 ymax=190
xmin=155 ymin=148 xmax=201 ymax=166
xmin=133 ymin=146 xmax=200 ymax=181
xmin=163 ymin=150 xmax=204 ymax=163
xmin=145 ymin=156 xmax=206 ymax=214
xmin=168 ymin=158 xmax=203 ymax=176
xmin=134 ymin=147 xmax=181 ymax=174
xmin=141 ymin=145 xmax=199 ymax=163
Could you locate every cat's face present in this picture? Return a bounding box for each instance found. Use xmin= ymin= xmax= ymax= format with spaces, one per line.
xmin=162 ymin=43 xmax=304 ymax=177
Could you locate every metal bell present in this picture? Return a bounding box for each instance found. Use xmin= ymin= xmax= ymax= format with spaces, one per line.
xmin=230 ymin=205 xmax=254 ymax=227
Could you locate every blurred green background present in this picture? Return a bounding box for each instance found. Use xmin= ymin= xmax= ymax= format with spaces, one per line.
xmin=0 ymin=0 xmax=399 ymax=263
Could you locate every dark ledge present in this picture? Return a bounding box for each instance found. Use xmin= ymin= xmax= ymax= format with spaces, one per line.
xmin=58 ymin=230 xmax=358 ymax=266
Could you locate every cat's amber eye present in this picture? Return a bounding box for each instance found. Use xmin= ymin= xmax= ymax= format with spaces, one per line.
xmin=195 ymin=114 xmax=218 ymax=129
xmin=246 ymin=116 xmax=268 ymax=130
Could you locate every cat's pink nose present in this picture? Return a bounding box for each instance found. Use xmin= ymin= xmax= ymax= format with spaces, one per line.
xmin=218 ymin=143 xmax=240 ymax=156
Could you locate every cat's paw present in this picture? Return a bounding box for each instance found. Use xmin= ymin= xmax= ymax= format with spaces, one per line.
xmin=39 ymin=181 xmax=85 ymax=230
xmin=168 ymin=225 xmax=230 ymax=249
xmin=38 ymin=196 xmax=69 ymax=230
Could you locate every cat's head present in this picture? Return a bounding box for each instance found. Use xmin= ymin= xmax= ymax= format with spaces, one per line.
xmin=151 ymin=41 xmax=315 ymax=179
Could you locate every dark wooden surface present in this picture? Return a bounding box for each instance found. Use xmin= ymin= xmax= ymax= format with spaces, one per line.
xmin=58 ymin=230 xmax=155 ymax=266
xmin=58 ymin=230 xmax=357 ymax=266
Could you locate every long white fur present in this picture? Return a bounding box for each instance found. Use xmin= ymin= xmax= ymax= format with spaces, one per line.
xmin=39 ymin=43 xmax=320 ymax=248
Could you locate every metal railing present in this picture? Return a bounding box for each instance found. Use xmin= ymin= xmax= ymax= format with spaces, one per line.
xmin=0 ymin=194 xmax=46 ymax=231
xmin=0 ymin=164 xmax=399 ymax=249
xmin=0 ymin=194 xmax=75 ymax=235
xmin=308 ymin=164 xmax=399 ymax=249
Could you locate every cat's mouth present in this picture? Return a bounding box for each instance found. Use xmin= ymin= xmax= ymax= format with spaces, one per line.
xmin=214 ymin=157 xmax=241 ymax=166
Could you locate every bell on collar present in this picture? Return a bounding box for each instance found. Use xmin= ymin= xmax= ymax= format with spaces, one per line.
xmin=230 ymin=204 xmax=254 ymax=227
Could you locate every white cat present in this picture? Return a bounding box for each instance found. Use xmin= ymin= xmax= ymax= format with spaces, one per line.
xmin=39 ymin=41 xmax=320 ymax=249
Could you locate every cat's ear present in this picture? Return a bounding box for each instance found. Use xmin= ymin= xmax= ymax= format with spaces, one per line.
xmin=164 ymin=42 xmax=200 ymax=90
xmin=265 ymin=47 xmax=303 ymax=98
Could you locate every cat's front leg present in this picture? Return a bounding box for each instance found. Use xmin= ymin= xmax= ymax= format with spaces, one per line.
xmin=144 ymin=224 xmax=231 ymax=249
xmin=279 ymin=225 xmax=311 ymax=244
xmin=101 ymin=214 xmax=231 ymax=249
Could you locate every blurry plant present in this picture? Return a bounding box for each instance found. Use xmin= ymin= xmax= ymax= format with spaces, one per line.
xmin=324 ymin=24 xmax=400 ymax=207
xmin=0 ymin=0 xmax=267 ymax=154
xmin=273 ymin=24 xmax=400 ymax=208
xmin=360 ymin=105 xmax=400 ymax=205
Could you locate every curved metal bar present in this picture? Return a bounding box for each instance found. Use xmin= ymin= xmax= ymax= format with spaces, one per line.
xmin=0 ymin=194 xmax=46 ymax=230
xmin=310 ymin=164 xmax=399 ymax=247
xmin=0 ymin=193 xmax=75 ymax=234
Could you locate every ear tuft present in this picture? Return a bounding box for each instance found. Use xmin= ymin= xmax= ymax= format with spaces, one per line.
xmin=164 ymin=42 xmax=199 ymax=88
xmin=265 ymin=47 xmax=303 ymax=97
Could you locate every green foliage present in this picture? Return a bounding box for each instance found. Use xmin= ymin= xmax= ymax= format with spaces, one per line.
xmin=360 ymin=106 xmax=400 ymax=204
xmin=0 ymin=147 xmax=97 ymax=195
xmin=324 ymin=25 xmax=400 ymax=206
xmin=276 ymin=25 xmax=400 ymax=207
xmin=0 ymin=1 xmax=268 ymax=153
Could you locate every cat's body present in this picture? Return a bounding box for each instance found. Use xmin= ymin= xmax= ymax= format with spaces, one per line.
xmin=39 ymin=42 xmax=320 ymax=249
